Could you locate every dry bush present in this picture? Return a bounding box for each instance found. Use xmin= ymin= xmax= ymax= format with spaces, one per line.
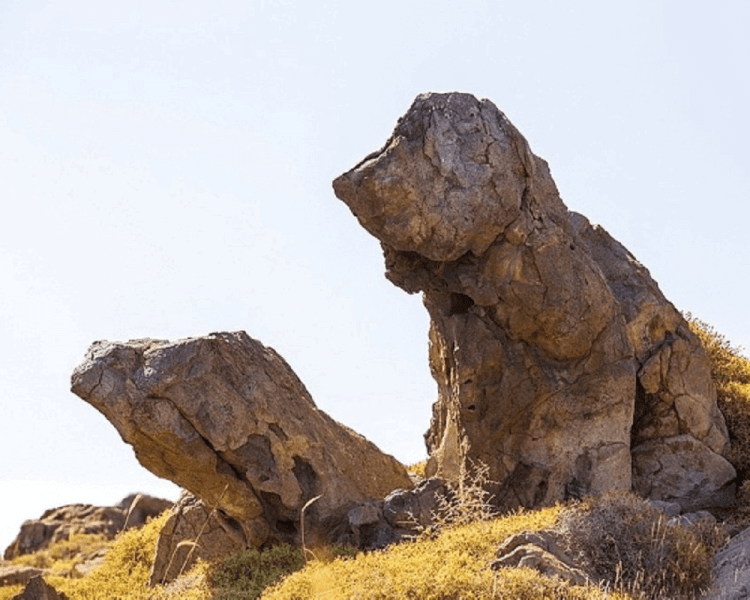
xmin=686 ymin=314 xmax=750 ymax=480
xmin=431 ymin=460 xmax=498 ymax=530
xmin=554 ymin=493 xmax=713 ymax=599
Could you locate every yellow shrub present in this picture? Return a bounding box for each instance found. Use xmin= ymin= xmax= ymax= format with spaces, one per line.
xmin=687 ymin=315 xmax=750 ymax=479
xmin=0 ymin=584 xmax=23 ymax=600
xmin=262 ymin=506 xmax=623 ymax=600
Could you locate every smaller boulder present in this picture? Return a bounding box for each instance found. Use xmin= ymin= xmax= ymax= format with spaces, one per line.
xmin=383 ymin=478 xmax=448 ymax=530
xmin=344 ymin=501 xmax=396 ymax=549
xmin=10 ymin=575 xmax=68 ymax=600
xmin=149 ymin=491 xmax=268 ymax=586
xmin=492 ymin=532 xmax=587 ymax=586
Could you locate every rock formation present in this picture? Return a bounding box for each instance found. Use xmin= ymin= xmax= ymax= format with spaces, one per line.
xmin=70 ymin=331 xmax=413 ymax=550
xmin=3 ymin=495 xmax=171 ymax=560
xmin=333 ymin=91 xmax=735 ymax=510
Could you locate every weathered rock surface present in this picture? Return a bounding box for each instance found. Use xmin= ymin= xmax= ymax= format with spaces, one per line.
xmin=71 ymin=331 xmax=412 ymax=550
xmin=703 ymin=525 xmax=750 ymax=599
xmin=333 ymin=91 xmax=734 ymax=509
xmin=3 ymin=495 xmax=171 ymax=560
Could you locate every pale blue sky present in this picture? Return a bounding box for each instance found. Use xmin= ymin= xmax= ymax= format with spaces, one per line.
xmin=1 ymin=0 xmax=748 ymax=550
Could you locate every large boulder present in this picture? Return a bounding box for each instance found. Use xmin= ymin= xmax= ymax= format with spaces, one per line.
xmin=3 ymin=495 xmax=171 ymax=560
xmin=70 ymin=331 xmax=412 ymax=549
xmin=333 ymin=91 xmax=734 ymax=510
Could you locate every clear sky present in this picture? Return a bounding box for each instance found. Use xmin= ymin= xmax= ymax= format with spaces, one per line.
xmin=1 ymin=0 xmax=748 ymax=552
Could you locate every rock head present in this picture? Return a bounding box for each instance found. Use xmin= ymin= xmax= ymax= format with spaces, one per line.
xmin=333 ymin=92 xmax=734 ymax=510
xmin=70 ymin=331 xmax=412 ymax=548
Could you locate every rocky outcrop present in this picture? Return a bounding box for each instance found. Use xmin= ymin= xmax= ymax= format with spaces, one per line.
xmin=3 ymin=495 xmax=171 ymax=560
xmin=71 ymin=331 xmax=412 ymax=551
xmin=333 ymin=91 xmax=734 ymax=510
xmin=338 ymin=478 xmax=449 ymax=549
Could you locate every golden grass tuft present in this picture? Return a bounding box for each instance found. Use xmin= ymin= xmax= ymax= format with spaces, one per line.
xmin=407 ymin=459 xmax=428 ymax=479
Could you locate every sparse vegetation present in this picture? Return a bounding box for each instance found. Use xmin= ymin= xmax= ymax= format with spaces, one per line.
xmin=261 ymin=504 xmax=625 ymax=599
xmin=431 ymin=459 xmax=497 ymax=531
xmin=407 ymin=459 xmax=428 ymax=479
xmin=210 ymin=543 xmax=356 ymax=600
xmin=0 ymin=584 xmax=23 ymax=600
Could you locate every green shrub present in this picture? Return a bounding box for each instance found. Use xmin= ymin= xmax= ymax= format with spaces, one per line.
xmin=211 ymin=544 xmax=305 ymax=600
xmin=211 ymin=543 xmax=358 ymax=600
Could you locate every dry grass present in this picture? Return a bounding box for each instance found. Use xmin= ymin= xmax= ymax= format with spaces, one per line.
xmin=407 ymin=459 xmax=428 ymax=479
